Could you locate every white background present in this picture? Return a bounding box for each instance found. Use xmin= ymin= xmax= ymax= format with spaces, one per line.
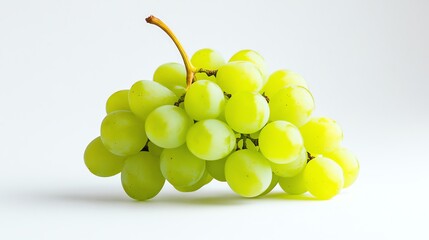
xmin=1 ymin=0 xmax=428 ymax=239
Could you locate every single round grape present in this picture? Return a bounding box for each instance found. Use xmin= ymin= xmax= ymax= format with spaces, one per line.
xmin=184 ymin=80 xmax=225 ymax=120
xmin=145 ymin=105 xmax=193 ymax=149
xmin=225 ymin=149 xmax=272 ymax=197
xmin=259 ymin=120 xmax=304 ymax=164
xmin=262 ymin=69 xmax=308 ymax=98
xmin=121 ymin=151 xmax=165 ymax=201
xmin=147 ymin=141 xmax=163 ymax=157
xmin=304 ymin=156 xmax=344 ymax=199
xmin=153 ymin=62 xmax=186 ymax=92
xmin=269 ymin=86 xmax=315 ymax=127
xmin=206 ymin=157 xmax=227 ymax=182
xmin=225 ymin=92 xmax=269 ymax=134
xmin=191 ymin=48 xmax=225 ymax=81
xmin=186 ymin=119 xmax=236 ymax=161
xmin=216 ymin=61 xmax=263 ymax=94
xmin=257 ymin=172 xmax=279 ymax=197
xmin=174 ymin=169 xmax=213 ymax=192
xmin=100 ymin=110 xmax=147 ymax=156
xmin=325 ymin=147 xmax=359 ymax=188
xmin=229 ymin=49 xmax=268 ymax=81
xmin=299 ymin=116 xmax=343 ymax=155
xmin=278 ymin=169 xmax=307 ymax=195
xmin=84 ymin=137 xmax=125 ymax=177
xmin=160 ymin=145 xmax=206 ymax=187
xmin=106 ymin=89 xmax=130 ymax=113
xmin=270 ymin=148 xmax=307 ymax=178
xmin=128 ymin=80 xmax=177 ymax=121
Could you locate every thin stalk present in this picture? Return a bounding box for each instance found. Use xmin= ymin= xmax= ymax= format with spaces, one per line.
xmin=145 ymin=15 xmax=195 ymax=89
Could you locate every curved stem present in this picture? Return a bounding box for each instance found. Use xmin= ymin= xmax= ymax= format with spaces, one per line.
xmin=146 ymin=15 xmax=195 ymax=89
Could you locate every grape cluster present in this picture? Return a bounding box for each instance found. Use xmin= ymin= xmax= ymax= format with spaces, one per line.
xmin=84 ymin=16 xmax=359 ymax=201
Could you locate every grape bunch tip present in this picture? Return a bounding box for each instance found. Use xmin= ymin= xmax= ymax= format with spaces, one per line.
xmin=84 ymin=15 xmax=360 ymax=201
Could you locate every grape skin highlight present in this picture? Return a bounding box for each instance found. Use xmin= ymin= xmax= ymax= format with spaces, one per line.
xmin=145 ymin=105 xmax=193 ymax=149
xmin=225 ymin=91 xmax=270 ymax=134
xmin=153 ymin=62 xmax=187 ymax=96
xmin=262 ymin=69 xmax=308 ymax=98
xmin=325 ymin=147 xmax=360 ymax=188
xmin=257 ymin=172 xmax=279 ymax=197
xmin=225 ymin=149 xmax=272 ymax=198
xmin=128 ymin=80 xmax=177 ymax=121
xmin=184 ymin=80 xmax=225 ymax=120
xmin=269 ymin=86 xmax=315 ymax=127
xmin=259 ymin=120 xmax=304 ymax=164
xmin=216 ymin=61 xmax=263 ymax=94
xmin=229 ymin=49 xmax=268 ymax=82
xmin=304 ymin=156 xmax=344 ymax=199
xmin=270 ymin=148 xmax=307 ymax=178
xmin=300 ymin=116 xmax=343 ymax=155
xmin=100 ymin=110 xmax=147 ymax=156
xmin=186 ymin=119 xmax=236 ymax=160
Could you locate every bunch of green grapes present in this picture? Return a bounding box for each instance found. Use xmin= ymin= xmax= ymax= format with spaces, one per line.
xmin=83 ymin=16 xmax=360 ymax=201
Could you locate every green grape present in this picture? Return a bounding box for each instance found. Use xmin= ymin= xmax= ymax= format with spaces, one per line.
xmin=270 ymin=148 xmax=307 ymax=178
xmin=249 ymin=131 xmax=260 ymax=139
xmin=186 ymin=119 xmax=236 ymax=161
xmin=229 ymin=49 xmax=268 ymax=81
xmin=325 ymin=147 xmax=359 ymax=188
xmin=304 ymin=156 xmax=344 ymax=199
xmin=259 ymin=120 xmax=304 ymax=164
xmin=216 ymin=97 xmax=228 ymax=122
xmin=216 ymin=61 xmax=263 ymax=94
xmin=160 ymin=145 xmax=206 ymax=187
xmin=237 ymin=138 xmax=258 ymax=151
xmin=147 ymin=141 xmax=163 ymax=157
xmin=174 ymin=169 xmax=213 ymax=192
xmin=225 ymin=149 xmax=272 ymax=197
xmin=299 ymin=116 xmax=343 ymax=155
xmin=170 ymin=85 xmax=186 ymax=98
xmin=121 ymin=151 xmax=165 ymax=201
xmin=106 ymin=90 xmax=130 ymax=114
xmin=224 ymin=92 xmax=269 ymax=134
xmin=100 ymin=110 xmax=147 ymax=156
xmin=269 ymin=86 xmax=315 ymax=127
xmin=278 ymin=169 xmax=307 ymax=195
xmin=191 ymin=48 xmax=225 ymax=81
xmin=153 ymin=63 xmax=187 ymax=92
xmin=84 ymin=137 xmax=126 ymax=177
xmin=262 ymin=70 xmax=308 ymax=98
xmin=184 ymin=80 xmax=225 ymax=120
xmin=257 ymin=172 xmax=279 ymax=197
xmin=206 ymin=157 xmax=227 ymax=182
xmin=145 ymin=105 xmax=193 ymax=148
xmin=128 ymin=80 xmax=177 ymax=121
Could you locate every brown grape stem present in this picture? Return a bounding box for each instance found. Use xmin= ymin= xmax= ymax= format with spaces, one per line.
xmin=261 ymin=92 xmax=270 ymax=103
xmin=307 ymin=152 xmax=315 ymax=162
xmin=196 ymin=68 xmax=218 ymax=77
xmin=146 ymin=15 xmax=195 ymax=90
xmin=174 ymin=93 xmax=186 ymax=107
xmin=236 ymin=134 xmax=259 ymax=150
